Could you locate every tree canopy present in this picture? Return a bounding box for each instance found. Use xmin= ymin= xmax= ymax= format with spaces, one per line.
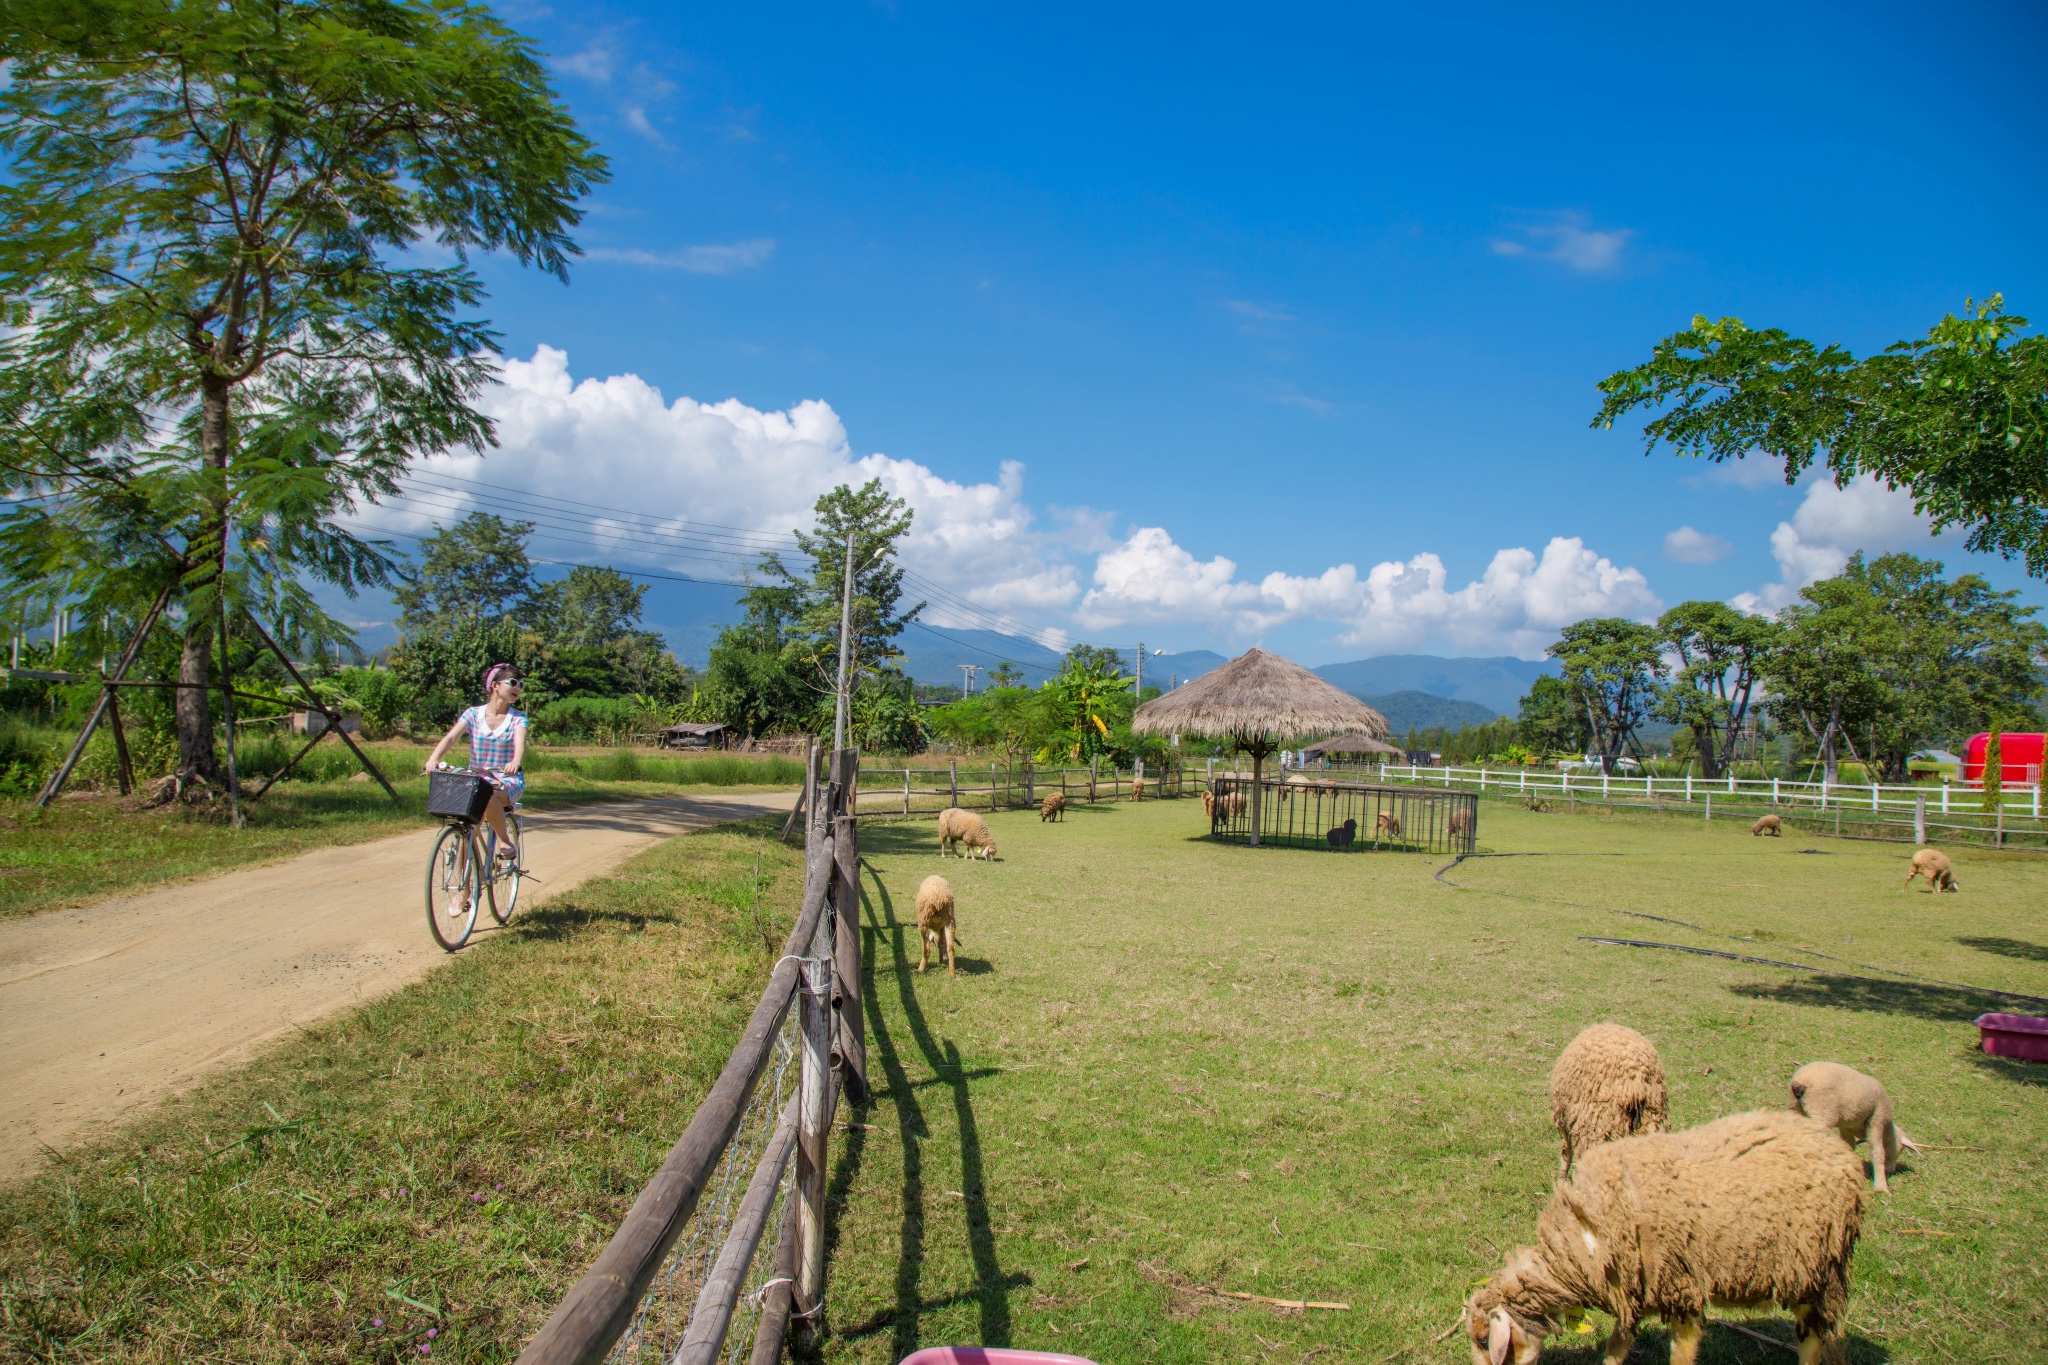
xmin=1594 ymin=297 xmax=2048 ymax=573
xmin=391 ymin=513 xmax=537 ymax=633
xmin=1547 ymin=618 xmax=1665 ymax=774
xmin=1655 ymin=601 xmax=1776 ymax=779
xmin=0 ymin=0 xmax=607 ymax=778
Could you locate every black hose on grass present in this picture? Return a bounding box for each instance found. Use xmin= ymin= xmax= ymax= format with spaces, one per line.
xmin=1579 ymin=938 xmax=1819 ymax=972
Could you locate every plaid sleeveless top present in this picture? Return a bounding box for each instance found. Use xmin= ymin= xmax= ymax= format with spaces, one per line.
xmin=461 ymin=706 xmax=527 ymax=774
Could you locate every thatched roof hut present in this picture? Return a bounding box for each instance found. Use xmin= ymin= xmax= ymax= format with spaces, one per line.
xmin=1132 ymin=648 xmax=1389 ymax=845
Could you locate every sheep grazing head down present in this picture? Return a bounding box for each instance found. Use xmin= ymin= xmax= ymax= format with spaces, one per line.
xmin=1463 ymin=1252 xmax=1552 ymax=1365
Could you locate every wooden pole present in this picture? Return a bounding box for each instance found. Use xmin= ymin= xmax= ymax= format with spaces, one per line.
xmin=1914 ymin=793 xmax=1926 ymax=846
xmin=1024 ymin=759 xmax=1034 ymax=807
xmin=793 ymin=952 xmax=834 ymax=1345
xmin=215 ymin=588 xmax=244 ymax=830
xmin=1249 ymin=745 xmax=1264 ymax=847
xmin=949 ymin=759 xmax=958 ymax=808
xmin=35 ymin=583 xmax=173 ymax=807
xmin=902 ymin=766 xmax=910 ymax=816
xmin=831 ymin=808 xmax=866 ymax=1105
xmin=240 ymin=614 xmax=399 ymax=802
xmin=671 ymin=1097 xmax=800 ymax=1365
xmin=747 ymin=1189 xmax=802 ymax=1365
xmin=1089 ymin=755 xmax=1097 ymax=804
xmin=989 ymin=761 xmax=997 ymax=811
xmin=106 ymin=689 xmax=134 ymax=796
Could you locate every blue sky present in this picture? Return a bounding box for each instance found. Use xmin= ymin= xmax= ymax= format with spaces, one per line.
xmin=344 ymin=0 xmax=2048 ymax=664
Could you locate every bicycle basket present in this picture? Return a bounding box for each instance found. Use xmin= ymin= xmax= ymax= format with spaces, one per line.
xmin=428 ymin=770 xmax=495 ymax=820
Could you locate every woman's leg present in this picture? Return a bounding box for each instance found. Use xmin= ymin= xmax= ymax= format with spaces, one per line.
xmin=484 ymin=788 xmax=512 ymax=850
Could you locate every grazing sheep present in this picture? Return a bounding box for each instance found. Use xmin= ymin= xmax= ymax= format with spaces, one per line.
xmin=913 ymin=874 xmax=959 ymax=976
xmin=1789 ymin=1062 xmax=1920 ymax=1194
xmin=1039 ymin=791 xmax=1066 ymax=822
xmin=1464 ymin=1110 xmax=1865 ymax=1365
xmin=1549 ymin=1024 xmax=1669 ymax=1176
xmin=1450 ymin=808 xmax=1474 ymax=841
xmin=1326 ymin=817 xmax=1357 ymax=850
xmin=1129 ymin=776 xmax=1146 ymax=801
xmin=1203 ymin=788 xmax=1246 ymax=824
xmin=1372 ymin=810 xmax=1401 ymax=845
xmin=936 ymin=807 xmax=999 ymax=860
xmin=1904 ymin=847 xmax=1957 ymax=892
xmin=1752 ymin=813 xmax=1783 ymax=837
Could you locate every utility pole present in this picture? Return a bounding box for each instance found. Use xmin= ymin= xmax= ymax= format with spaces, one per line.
xmin=1134 ymin=641 xmax=1143 ymax=698
xmin=832 ymin=528 xmax=855 ymax=753
xmin=958 ymin=663 xmax=981 ymax=695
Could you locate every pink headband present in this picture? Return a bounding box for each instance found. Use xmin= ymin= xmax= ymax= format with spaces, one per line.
xmin=484 ymin=663 xmax=518 ymax=689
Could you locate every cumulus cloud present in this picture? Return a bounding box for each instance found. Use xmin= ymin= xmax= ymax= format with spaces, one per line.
xmin=1491 ymin=211 xmax=1633 ymax=273
xmin=585 ymin=239 xmax=777 ymax=274
xmin=1732 ymin=475 xmax=1945 ymax=613
xmin=1077 ymin=527 xmax=1658 ymax=658
xmin=1663 ymin=526 xmax=1733 ymax=563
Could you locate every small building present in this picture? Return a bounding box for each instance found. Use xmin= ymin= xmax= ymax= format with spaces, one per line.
xmin=1963 ymin=732 xmax=2046 ymax=787
xmin=659 ymin=722 xmax=731 ymax=750
xmin=291 ymin=710 xmax=361 ymax=737
xmin=1300 ymin=734 xmax=1404 ymax=767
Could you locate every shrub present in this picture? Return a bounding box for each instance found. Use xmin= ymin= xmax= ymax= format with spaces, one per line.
xmin=530 ymin=696 xmax=650 ymax=745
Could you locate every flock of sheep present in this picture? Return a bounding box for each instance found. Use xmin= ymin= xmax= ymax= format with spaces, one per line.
xmin=1464 ymin=1023 xmax=1916 ymax=1365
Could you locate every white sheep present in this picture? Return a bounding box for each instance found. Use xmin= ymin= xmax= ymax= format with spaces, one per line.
xmin=1904 ymin=848 xmax=1957 ymax=892
xmin=1751 ymin=813 xmax=1783 ymax=837
xmin=1039 ymin=791 xmax=1066 ymax=822
xmin=1789 ymin=1061 xmax=1920 ymax=1194
xmin=1549 ymin=1024 xmax=1669 ymax=1176
xmin=936 ymin=806 xmax=999 ymax=860
xmin=913 ymin=874 xmax=959 ymax=975
xmin=1464 ymin=1110 xmax=1866 ymax=1365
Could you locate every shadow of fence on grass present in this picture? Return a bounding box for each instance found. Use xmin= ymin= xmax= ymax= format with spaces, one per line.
xmin=1957 ymin=935 xmax=2048 ymax=964
xmin=1727 ymin=973 xmax=2014 ymax=1025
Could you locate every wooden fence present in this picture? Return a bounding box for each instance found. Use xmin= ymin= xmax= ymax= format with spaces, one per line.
xmin=516 ymin=751 xmax=866 ymax=1365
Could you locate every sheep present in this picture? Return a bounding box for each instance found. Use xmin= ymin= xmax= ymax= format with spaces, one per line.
xmin=1449 ymin=808 xmax=1474 ymax=840
xmin=1129 ymin=776 xmax=1146 ymax=801
xmin=1203 ymin=788 xmax=1246 ymax=824
xmin=1789 ymin=1061 xmax=1920 ymax=1194
xmin=913 ymin=874 xmax=960 ymax=976
xmin=1039 ymin=791 xmax=1066 ymax=822
xmin=1904 ymin=847 xmax=1957 ymax=892
xmin=1463 ymin=1110 xmax=1866 ymax=1365
xmin=1372 ymin=810 xmax=1402 ymax=846
xmin=1752 ymin=813 xmax=1783 ymax=837
xmin=1549 ymin=1024 xmax=1669 ymax=1176
xmin=1326 ymin=817 xmax=1357 ymax=850
xmin=936 ymin=807 xmax=999 ymax=860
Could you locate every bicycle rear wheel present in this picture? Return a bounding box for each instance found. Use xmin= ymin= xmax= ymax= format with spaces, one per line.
xmin=490 ymin=811 xmax=522 ymax=924
xmin=427 ymin=823 xmax=484 ymax=951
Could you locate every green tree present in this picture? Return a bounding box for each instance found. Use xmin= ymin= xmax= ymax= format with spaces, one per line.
xmin=1594 ymin=297 xmax=2048 ymax=573
xmin=1982 ymin=726 xmax=2003 ymax=812
xmin=390 ymin=616 xmax=535 ymax=731
xmin=0 ymin=0 xmax=605 ymax=783
xmin=703 ymin=589 xmax=816 ymax=741
xmin=1654 ymin=601 xmax=1778 ymax=778
xmin=1763 ymin=572 xmax=1899 ymax=785
xmin=1547 ymin=619 xmax=1665 ymax=774
xmin=1039 ymin=652 xmax=1134 ymax=763
xmin=754 ymin=480 xmax=923 ymax=702
xmin=526 ymin=564 xmax=647 ymax=650
xmin=391 ymin=513 xmax=537 ymax=634
xmin=988 ymin=661 xmax=1024 ymax=689
xmin=1515 ymin=674 xmax=1593 ymax=756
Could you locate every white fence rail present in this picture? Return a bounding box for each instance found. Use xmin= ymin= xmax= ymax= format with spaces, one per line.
xmin=1371 ymin=763 xmax=2044 ymax=819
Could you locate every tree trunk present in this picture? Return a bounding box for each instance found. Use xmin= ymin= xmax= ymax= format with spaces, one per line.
xmin=1694 ymin=723 xmax=1722 ymax=779
xmin=175 ymin=371 xmax=232 ymax=785
xmin=176 ymin=619 xmax=221 ymax=783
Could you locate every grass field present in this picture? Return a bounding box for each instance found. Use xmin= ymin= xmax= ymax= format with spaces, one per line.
xmin=0 ymin=746 xmax=805 ymax=921
xmin=3 ymin=796 xmax=2044 ymax=1363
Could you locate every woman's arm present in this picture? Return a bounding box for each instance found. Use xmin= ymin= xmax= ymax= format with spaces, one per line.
xmin=505 ymin=718 xmax=527 ymax=776
xmin=424 ymin=713 xmax=470 ymax=773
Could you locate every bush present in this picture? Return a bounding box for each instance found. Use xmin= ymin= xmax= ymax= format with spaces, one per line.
xmin=329 ymin=667 xmax=409 ymax=739
xmin=0 ymin=716 xmax=50 ymax=796
xmin=529 ymin=696 xmax=650 ymax=745
xmin=522 ymin=749 xmax=804 ymax=787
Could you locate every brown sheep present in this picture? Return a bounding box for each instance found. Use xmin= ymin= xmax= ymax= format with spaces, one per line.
xmin=1904 ymin=847 xmax=1957 ymax=892
xmin=1449 ymin=808 xmax=1474 ymax=840
xmin=1129 ymin=776 xmax=1145 ymax=801
xmin=936 ymin=807 xmax=999 ymax=860
xmin=1372 ymin=810 xmax=1401 ymax=845
xmin=1465 ymin=1111 xmax=1865 ymax=1365
xmin=1752 ymin=813 xmax=1782 ymax=837
xmin=1549 ymin=1024 xmax=1669 ymax=1176
xmin=913 ymin=874 xmax=959 ymax=976
xmin=1202 ymin=788 xmax=1246 ymax=824
xmin=1039 ymin=791 xmax=1066 ymax=822
xmin=1790 ymin=1061 xmax=1920 ymax=1193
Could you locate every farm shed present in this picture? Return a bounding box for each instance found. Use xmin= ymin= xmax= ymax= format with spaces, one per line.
xmin=1300 ymin=733 xmax=1403 ymax=766
xmin=658 ymin=722 xmax=731 ymax=750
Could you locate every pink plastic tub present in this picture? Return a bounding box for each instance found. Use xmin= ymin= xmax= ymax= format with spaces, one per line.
xmin=1975 ymin=1012 xmax=2048 ymax=1062
xmin=899 ymin=1352 xmax=1101 ymax=1365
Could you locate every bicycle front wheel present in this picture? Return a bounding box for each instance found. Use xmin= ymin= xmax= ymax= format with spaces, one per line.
xmin=490 ymin=811 xmax=522 ymax=924
xmin=427 ymin=824 xmax=483 ymax=951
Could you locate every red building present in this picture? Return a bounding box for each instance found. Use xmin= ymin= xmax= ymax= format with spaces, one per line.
xmin=1962 ymin=732 xmax=2046 ymax=786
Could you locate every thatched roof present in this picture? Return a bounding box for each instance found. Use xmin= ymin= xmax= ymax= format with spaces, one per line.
xmin=1131 ymin=648 xmax=1390 ymax=748
xmin=1300 ymin=732 xmax=1402 ymax=757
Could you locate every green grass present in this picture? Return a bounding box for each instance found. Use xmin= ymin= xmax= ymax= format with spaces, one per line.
xmin=4 ymin=797 xmax=2045 ymax=1363
xmin=0 ymin=746 xmax=802 ymax=921
xmin=0 ymin=816 xmax=805 ymax=1362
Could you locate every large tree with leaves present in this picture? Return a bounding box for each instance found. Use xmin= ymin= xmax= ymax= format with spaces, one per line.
xmin=0 ymin=0 xmax=606 ymax=781
xmin=1547 ymin=618 xmax=1665 ymax=774
xmin=1654 ymin=600 xmax=1777 ymax=778
xmin=1593 ymin=297 xmax=2048 ymax=573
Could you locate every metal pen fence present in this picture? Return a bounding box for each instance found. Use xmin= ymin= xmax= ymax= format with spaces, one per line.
xmin=1375 ymin=763 xmax=2048 ymax=850
xmin=517 ymin=751 xmax=866 ymax=1365
xmin=1207 ymin=774 xmax=1479 ymax=854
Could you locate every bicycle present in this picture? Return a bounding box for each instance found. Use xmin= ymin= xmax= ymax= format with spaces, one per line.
xmin=425 ymin=766 xmax=524 ymax=951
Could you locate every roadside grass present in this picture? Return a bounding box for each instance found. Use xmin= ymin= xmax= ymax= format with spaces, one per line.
xmin=3 ymin=798 xmax=2044 ymax=1363
xmin=0 ymin=747 xmax=803 ymax=921
xmin=0 ymin=815 xmax=804 ymax=1363
xmin=821 ymin=798 xmax=2048 ymax=1365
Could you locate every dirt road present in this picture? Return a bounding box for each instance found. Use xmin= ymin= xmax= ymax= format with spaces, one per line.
xmin=0 ymin=792 xmax=794 ymax=1182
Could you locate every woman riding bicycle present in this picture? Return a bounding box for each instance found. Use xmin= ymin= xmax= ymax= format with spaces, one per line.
xmin=425 ymin=663 xmax=527 ymax=863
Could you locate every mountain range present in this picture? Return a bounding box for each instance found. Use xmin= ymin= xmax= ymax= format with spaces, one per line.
xmin=1311 ymin=654 xmax=1556 ymax=717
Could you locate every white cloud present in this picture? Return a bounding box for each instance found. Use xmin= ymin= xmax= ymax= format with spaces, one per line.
xmin=1077 ymin=527 xmax=1658 ymax=658
xmin=1491 ymin=212 xmax=1633 ymax=273
xmin=585 ymin=239 xmax=776 ymax=274
xmin=1731 ymin=475 xmax=1944 ymax=613
xmin=1224 ymin=299 xmax=1295 ymax=326
xmin=1662 ymin=526 xmax=1733 ymax=563
xmin=557 ymin=44 xmax=615 ymax=83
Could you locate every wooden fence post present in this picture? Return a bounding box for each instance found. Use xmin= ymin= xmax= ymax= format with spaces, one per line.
xmin=990 ymin=762 xmax=998 ymax=811
xmin=902 ymin=766 xmax=910 ymax=816
xmin=949 ymin=760 xmax=958 ymax=808
xmin=794 ymin=952 xmax=834 ymax=1344
xmin=1914 ymin=793 xmax=1926 ymax=846
xmin=831 ymin=810 xmax=865 ymax=1105
xmin=1024 ymin=760 xmax=1034 ymax=807
xmin=1089 ymin=756 xmax=1097 ymax=804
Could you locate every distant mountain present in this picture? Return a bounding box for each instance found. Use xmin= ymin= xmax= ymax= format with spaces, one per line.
xmin=894 ymin=625 xmax=1227 ymax=690
xmin=1314 ymin=654 xmax=1556 ymax=716
xmin=1361 ymin=690 xmax=1500 ymax=734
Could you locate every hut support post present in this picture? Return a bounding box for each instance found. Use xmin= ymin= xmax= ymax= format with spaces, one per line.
xmin=1248 ymin=747 xmax=1263 ymax=846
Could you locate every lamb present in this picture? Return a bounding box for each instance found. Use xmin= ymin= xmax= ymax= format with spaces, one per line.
xmin=1326 ymin=817 xmax=1357 ymax=850
xmin=1039 ymin=791 xmax=1066 ymax=822
xmin=936 ymin=807 xmax=999 ymax=860
xmin=1372 ymin=810 xmax=1401 ymax=845
xmin=1464 ymin=1110 xmax=1865 ymax=1365
xmin=1549 ymin=1024 xmax=1669 ymax=1176
xmin=1904 ymin=847 xmax=1957 ymax=892
xmin=1129 ymin=776 xmax=1146 ymax=801
xmin=913 ymin=874 xmax=960 ymax=976
xmin=1789 ymin=1061 xmax=1920 ymax=1194
xmin=1752 ymin=813 xmax=1783 ymax=837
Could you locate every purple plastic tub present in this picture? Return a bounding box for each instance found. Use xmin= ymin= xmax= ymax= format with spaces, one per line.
xmin=1975 ymin=1012 xmax=2048 ymax=1062
xmin=899 ymin=1352 xmax=1101 ymax=1365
